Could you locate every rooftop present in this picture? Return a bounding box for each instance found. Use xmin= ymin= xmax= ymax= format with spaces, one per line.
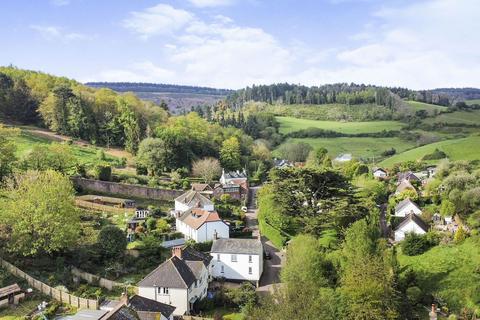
xmin=178 ymin=208 xmax=226 ymax=230
xmin=137 ymin=256 xmax=196 ymax=289
xmin=128 ymin=295 xmax=176 ymax=318
xmin=175 ymin=190 xmax=213 ymax=208
xmin=211 ymin=238 xmax=263 ymax=255
xmin=395 ymin=213 xmax=429 ymax=232
xmin=395 ymin=198 xmax=420 ymax=212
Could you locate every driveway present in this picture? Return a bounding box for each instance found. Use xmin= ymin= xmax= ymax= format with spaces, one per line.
xmin=245 ymin=204 xmax=285 ymax=293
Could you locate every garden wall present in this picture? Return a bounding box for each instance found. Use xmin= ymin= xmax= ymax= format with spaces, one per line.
xmin=71 ymin=267 xmax=139 ymax=294
xmin=0 ymin=258 xmax=98 ymax=310
xmin=71 ymin=177 xmax=183 ymax=201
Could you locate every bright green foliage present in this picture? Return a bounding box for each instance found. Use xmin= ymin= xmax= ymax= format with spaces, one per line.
xmin=0 ymin=170 xmax=80 ymax=256
xmin=220 ymin=136 xmax=241 ymax=171
xmin=0 ymin=125 xmax=19 ymax=184
xmin=306 ymin=147 xmax=329 ymax=167
xmin=94 ymin=163 xmax=112 ymax=181
xmin=440 ymin=199 xmax=456 ymax=217
xmin=136 ymin=138 xmax=171 ymax=175
xmin=22 ymin=143 xmax=76 ymax=174
xmin=401 ymin=233 xmax=434 ymax=256
xmin=275 ymin=141 xmax=312 ymax=162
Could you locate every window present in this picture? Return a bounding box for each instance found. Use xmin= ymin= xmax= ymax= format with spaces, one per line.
xmin=217 ymin=254 xmax=220 ymax=261
xmin=248 ymin=267 xmax=252 ymax=275
xmin=231 ymin=254 xmax=237 ymax=262
xmin=158 ymin=287 xmax=169 ymax=294
xmin=221 ymin=265 xmax=224 ymax=273
xmin=248 ymin=255 xmax=252 ymax=263
xmin=194 ymin=280 xmax=197 ymax=288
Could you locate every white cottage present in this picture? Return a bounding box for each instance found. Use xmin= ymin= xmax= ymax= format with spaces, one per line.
xmin=173 ymin=190 xmax=214 ymax=215
xmin=373 ymin=168 xmax=387 ymax=179
xmin=209 ymin=238 xmax=263 ymax=285
xmin=394 ymin=198 xmax=422 ymax=217
xmin=176 ymin=208 xmax=229 ymax=243
xmin=137 ymin=247 xmax=211 ymax=316
xmin=394 ymin=213 xmax=429 ymax=242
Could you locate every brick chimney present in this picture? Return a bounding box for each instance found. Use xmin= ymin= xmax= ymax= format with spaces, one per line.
xmin=429 ymin=304 xmax=437 ymax=320
xmin=172 ymin=246 xmax=183 ymax=259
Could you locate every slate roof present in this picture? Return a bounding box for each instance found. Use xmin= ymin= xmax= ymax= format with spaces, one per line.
xmin=128 ymin=295 xmax=176 ymax=318
xmin=211 ymin=238 xmax=263 ymax=255
xmin=395 ymin=198 xmax=420 ymax=213
xmin=397 ymin=171 xmax=420 ymax=182
xmin=180 ymin=246 xmax=212 ymax=267
xmin=137 ymin=256 xmax=196 ymax=289
xmin=175 ymin=190 xmax=213 ymax=208
xmin=178 ymin=208 xmax=226 ymax=230
xmin=222 ymin=169 xmax=247 ymax=180
xmin=395 ymin=213 xmax=429 ymax=233
xmin=191 ymin=183 xmax=213 ymax=192
xmin=185 ymin=260 xmax=205 ymax=280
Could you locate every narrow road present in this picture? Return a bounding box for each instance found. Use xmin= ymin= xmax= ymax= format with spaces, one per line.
xmin=379 ymin=203 xmax=390 ymax=238
xmin=245 ymin=187 xmax=285 ymax=293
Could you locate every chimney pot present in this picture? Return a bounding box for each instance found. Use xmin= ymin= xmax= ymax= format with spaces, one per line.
xmin=172 ymin=246 xmax=182 ymax=259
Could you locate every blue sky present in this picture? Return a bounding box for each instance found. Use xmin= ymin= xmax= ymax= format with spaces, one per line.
xmin=1 ymin=0 xmax=479 ymax=89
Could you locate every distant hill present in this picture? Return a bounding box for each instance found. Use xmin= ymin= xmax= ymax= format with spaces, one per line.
xmin=430 ymin=88 xmax=480 ymax=101
xmin=86 ymin=82 xmax=233 ymax=114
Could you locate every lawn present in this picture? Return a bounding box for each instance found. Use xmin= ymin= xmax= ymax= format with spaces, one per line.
xmin=379 ymin=135 xmax=480 ymax=167
xmin=276 ymin=116 xmax=405 ymax=135
xmin=0 ymin=299 xmax=42 ymax=320
xmin=12 ymin=130 xmax=119 ymax=164
xmin=275 ymin=137 xmax=416 ymax=160
xmin=202 ymin=306 xmax=244 ymax=320
xmin=405 ymin=100 xmax=447 ymax=114
xmin=398 ymin=236 xmax=480 ymax=312
xmin=422 ymin=110 xmax=480 ymax=125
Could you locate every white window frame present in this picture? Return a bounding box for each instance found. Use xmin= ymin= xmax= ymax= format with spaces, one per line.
xmin=248 ymin=267 xmax=252 ymax=275
xmin=231 ymin=254 xmax=237 ymax=262
xmin=248 ymin=255 xmax=252 ymax=263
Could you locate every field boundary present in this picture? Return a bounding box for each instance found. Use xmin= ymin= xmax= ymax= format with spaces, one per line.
xmin=71 ymin=267 xmax=138 ymax=294
xmin=0 ymin=258 xmax=99 ymax=310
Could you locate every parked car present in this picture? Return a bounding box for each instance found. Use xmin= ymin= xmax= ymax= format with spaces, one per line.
xmin=241 ymin=206 xmax=248 ymax=212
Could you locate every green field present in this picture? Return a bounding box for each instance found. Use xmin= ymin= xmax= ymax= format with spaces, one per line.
xmin=276 ymin=137 xmax=415 ymax=160
xmin=380 ymin=135 xmax=480 ymax=167
xmin=398 ymin=236 xmax=480 ymax=312
xmin=406 ymin=100 xmax=447 ymax=114
xmin=466 ymin=99 xmax=480 ymax=105
xmin=422 ymin=109 xmax=480 ymax=125
xmin=276 ymin=116 xmax=404 ymax=135
xmin=12 ymin=130 xmax=118 ymax=164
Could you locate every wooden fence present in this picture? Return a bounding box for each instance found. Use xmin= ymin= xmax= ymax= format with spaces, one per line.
xmin=0 ymin=258 xmax=99 ymax=310
xmin=71 ymin=267 xmax=138 ymax=294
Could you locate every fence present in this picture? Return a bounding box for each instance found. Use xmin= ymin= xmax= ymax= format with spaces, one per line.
xmin=71 ymin=267 xmax=138 ymax=294
xmin=0 ymin=258 xmax=99 ymax=310
xmin=72 ymin=177 xmax=184 ymax=201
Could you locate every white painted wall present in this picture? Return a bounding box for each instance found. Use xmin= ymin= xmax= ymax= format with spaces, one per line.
xmin=394 ymin=221 xmax=427 ymax=241
xmin=209 ymin=253 xmax=263 ymax=281
xmin=174 ymin=200 xmax=190 ymax=213
xmin=395 ymin=203 xmax=422 ymax=217
xmin=373 ymin=170 xmax=387 ymax=178
xmin=176 ymin=220 xmax=229 ymax=243
xmin=138 ymin=286 xmax=188 ymax=315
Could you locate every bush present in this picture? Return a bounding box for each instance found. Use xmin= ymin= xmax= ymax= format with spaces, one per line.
xmin=401 ymin=233 xmax=434 ymax=256
xmin=381 ymin=148 xmax=396 ymax=157
xmin=422 ymin=148 xmax=447 ymax=160
xmin=98 ymin=225 xmax=127 ymax=259
xmin=406 ymin=286 xmax=423 ymax=305
xmin=97 ymin=150 xmax=106 ymax=161
xmin=94 ymin=163 xmax=112 ymax=181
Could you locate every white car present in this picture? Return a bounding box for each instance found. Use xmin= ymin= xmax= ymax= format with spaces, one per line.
xmin=241 ymin=206 xmax=248 ymax=212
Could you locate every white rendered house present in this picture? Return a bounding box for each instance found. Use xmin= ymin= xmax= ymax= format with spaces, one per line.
xmin=373 ymin=168 xmax=387 ymax=179
xmin=394 ymin=198 xmax=422 ymax=217
xmin=176 ymin=208 xmax=229 ymax=243
xmin=173 ymin=190 xmax=214 ymax=215
xmin=394 ymin=213 xmax=429 ymax=242
xmin=209 ymin=238 xmax=263 ymax=285
xmin=137 ymin=247 xmax=211 ymax=316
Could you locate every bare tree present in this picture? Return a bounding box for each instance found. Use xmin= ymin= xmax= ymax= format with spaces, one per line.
xmin=192 ymin=157 xmax=222 ymax=183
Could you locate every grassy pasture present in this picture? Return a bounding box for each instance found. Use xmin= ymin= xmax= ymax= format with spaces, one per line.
xmin=379 ymin=135 xmax=480 ymax=167
xmin=276 ymin=116 xmax=404 ymax=135
xmin=276 ymin=137 xmax=415 ymax=160
xmin=422 ymin=109 xmax=480 ymax=125
xmin=406 ymin=100 xmax=447 ymax=114
xmin=398 ymin=236 xmax=480 ymax=312
xmin=466 ymin=99 xmax=480 ymax=105
xmin=11 ymin=129 xmax=118 ymax=164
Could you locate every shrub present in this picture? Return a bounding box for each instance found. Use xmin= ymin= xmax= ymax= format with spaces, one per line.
xmin=94 ymin=163 xmax=112 ymax=181
xmin=146 ymin=217 xmax=157 ymax=231
xmin=382 ymin=148 xmax=396 ymax=157
xmin=422 ymin=148 xmax=447 ymax=160
xmin=97 ymin=150 xmax=106 ymax=161
xmin=98 ymin=225 xmax=126 ymax=259
xmin=406 ymin=286 xmax=423 ymax=305
xmin=401 ymin=233 xmax=434 ymax=256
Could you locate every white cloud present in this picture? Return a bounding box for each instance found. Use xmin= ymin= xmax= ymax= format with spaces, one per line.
xmin=99 ymin=0 xmax=479 ymax=89
xmin=188 ymin=0 xmax=234 ymax=8
xmin=30 ymin=25 xmax=91 ymax=42
xmin=123 ymin=4 xmax=194 ymax=39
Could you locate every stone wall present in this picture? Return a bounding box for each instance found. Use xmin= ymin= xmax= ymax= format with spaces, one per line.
xmin=72 ymin=178 xmax=183 ymax=201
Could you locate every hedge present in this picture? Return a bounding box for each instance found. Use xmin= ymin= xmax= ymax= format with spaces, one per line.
xmin=258 ymin=213 xmax=288 ymax=249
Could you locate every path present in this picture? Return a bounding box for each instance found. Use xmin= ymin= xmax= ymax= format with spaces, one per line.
xmin=245 ymin=186 xmax=285 ymax=293
xmin=379 ymin=203 xmax=390 ymax=238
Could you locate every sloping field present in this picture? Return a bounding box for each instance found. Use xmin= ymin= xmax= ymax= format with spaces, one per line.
xmin=422 ymin=110 xmax=480 ymax=125
xmin=276 ymin=116 xmax=404 ymax=134
xmin=406 ymin=100 xmax=447 ymax=114
xmin=277 ymin=137 xmax=415 ymax=160
xmin=380 ymin=135 xmax=480 ymax=167
xmin=466 ymin=99 xmax=480 ymax=105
